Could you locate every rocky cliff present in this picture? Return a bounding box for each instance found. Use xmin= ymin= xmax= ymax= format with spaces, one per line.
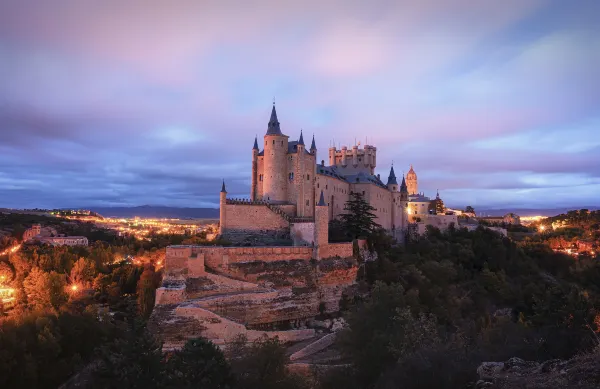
xmin=476 ymin=353 xmax=600 ymax=389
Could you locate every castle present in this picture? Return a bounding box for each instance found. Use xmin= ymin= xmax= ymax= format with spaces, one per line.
xmin=219 ymin=103 xmax=457 ymax=244
xmin=153 ymin=104 xmax=456 ymax=352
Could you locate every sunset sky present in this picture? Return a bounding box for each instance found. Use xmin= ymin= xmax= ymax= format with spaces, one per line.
xmin=0 ymin=1 xmax=599 ymax=210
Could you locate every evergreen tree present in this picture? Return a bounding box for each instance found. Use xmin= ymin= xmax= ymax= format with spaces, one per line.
xmin=165 ymin=338 xmax=234 ymax=389
xmin=137 ymin=266 xmax=157 ymax=319
xmin=338 ymin=192 xmax=381 ymax=239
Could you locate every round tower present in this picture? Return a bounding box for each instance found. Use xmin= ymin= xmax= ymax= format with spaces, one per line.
xmin=263 ymin=104 xmax=289 ymax=203
xmin=406 ymin=164 xmax=418 ymax=195
xmin=329 ymin=146 xmax=336 ymax=166
xmin=251 ymin=136 xmax=259 ymax=201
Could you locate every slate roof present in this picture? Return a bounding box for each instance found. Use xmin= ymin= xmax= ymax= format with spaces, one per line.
xmin=387 ymin=166 xmax=398 ymax=185
xmin=317 ymin=165 xmax=346 ymax=181
xmin=266 ymin=104 xmax=282 ymax=135
xmin=345 ymin=172 xmax=388 ymax=189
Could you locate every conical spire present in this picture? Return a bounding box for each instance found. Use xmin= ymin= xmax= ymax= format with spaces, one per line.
xmin=400 ymin=175 xmax=408 ymax=193
xmin=387 ymin=165 xmax=398 ymax=185
xmin=253 ymin=135 xmax=259 ymax=150
xmin=317 ymin=190 xmax=326 ymax=206
xmin=298 ymin=129 xmax=305 ymax=146
xmin=310 ymin=134 xmax=316 ymax=151
xmin=221 ymin=180 xmax=227 ymax=193
xmin=266 ymin=103 xmax=282 ymax=135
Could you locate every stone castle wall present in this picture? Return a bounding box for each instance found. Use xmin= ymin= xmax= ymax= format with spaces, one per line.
xmin=165 ymin=245 xmax=315 ymax=275
xmin=290 ymin=222 xmax=315 ymax=246
xmin=318 ymin=242 xmax=354 ymax=259
xmin=315 ymin=173 xmax=351 ymax=221
xmin=222 ymin=203 xmax=289 ymax=233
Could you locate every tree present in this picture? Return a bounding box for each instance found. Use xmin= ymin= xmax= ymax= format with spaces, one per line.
xmin=227 ymin=336 xmax=308 ymax=389
xmin=335 ymin=281 xmax=441 ymax=387
xmin=0 ymin=261 xmax=14 ymax=284
xmin=465 ymin=206 xmax=475 ymax=214
xmin=70 ymin=257 xmax=96 ymax=288
xmin=165 ymin=338 xmax=234 ymax=389
xmin=23 ymin=267 xmax=67 ymax=311
xmin=137 ymin=266 xmax=157 ymax=319
xmin=89 ymin=326 xmax=165 ymax=389
xmin=338 ymin=192 xmax=381 ymax=240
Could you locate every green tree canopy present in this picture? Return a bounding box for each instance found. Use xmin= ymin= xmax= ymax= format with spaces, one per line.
xmin=338 ymin=192 xmax=381 ymax=240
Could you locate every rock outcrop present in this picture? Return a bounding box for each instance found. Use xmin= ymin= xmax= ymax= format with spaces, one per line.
xmin=476 ymin=353 xmax=600 ymax=389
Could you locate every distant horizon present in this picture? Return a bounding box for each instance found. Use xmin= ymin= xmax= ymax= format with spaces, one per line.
xmin=5 ymin=204 xmax=599 ymax=218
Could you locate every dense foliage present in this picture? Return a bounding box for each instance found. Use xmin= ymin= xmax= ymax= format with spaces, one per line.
xmin=3 ymin=209 xmax=600 ymax=388
xmin=319 ymin=224 xmax=600 ymax=388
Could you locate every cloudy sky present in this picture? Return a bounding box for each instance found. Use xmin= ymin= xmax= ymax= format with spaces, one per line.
xmin=0 ymin=0 xmax=599 ymax=210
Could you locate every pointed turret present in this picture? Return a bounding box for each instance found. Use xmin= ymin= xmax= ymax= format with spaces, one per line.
xmin=387 ymin=165 xmax=398 ymax=186
xmin=266 ymin=104 xmax=282 ymax=135
xmin=317 ymin=190 xmax=326 ymax=206
xmin=253 ymin=135 xmax=259 ymax=150
xmin=310 ymin=134 xmax=317 ymax=152
xmin=400 ymin=175 xmax=408 ymax=193
xmin=298 ymin=129 xmax=305 ymax=145
xmin=221 ymin=180 xmax=227 ymax=193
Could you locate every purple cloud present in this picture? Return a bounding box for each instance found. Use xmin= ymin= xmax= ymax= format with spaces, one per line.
xmin=0 ymin=0 xmax=598 ymax=210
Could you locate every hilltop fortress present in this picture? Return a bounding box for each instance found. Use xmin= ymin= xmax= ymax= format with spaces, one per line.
xmin=152 ymin=104 xmax=457 ymax=359
xmin=220 ymin=103 xmax=457 ymax=245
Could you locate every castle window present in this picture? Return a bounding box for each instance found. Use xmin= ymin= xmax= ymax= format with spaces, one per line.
xmin=362 ymin=191 xmax=365 ymax=195
xmin=306 ymin=200 xmax=309 ymax=206
xmin=289 ymin=173 xmax=294 ymax=180
xmin=307 ymin=174 xmax=310 ymax=181
xmin=326 ymin=185 xmax=328 ymax=189
xmin=273 ymin=140 xmax=275 ymax=145
xmin=281 ymin=141 xmax=283 ymax=145
xmin=259 ymin=174 xmax=263 ymax=181
xmin=317 ymin=183 xmax=320 ymax=188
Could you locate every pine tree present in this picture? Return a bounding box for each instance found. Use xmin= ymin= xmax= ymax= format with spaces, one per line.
xmin=137 ymin=266 xmax=157 ymax=319
xmin=339 ymin=192 xmax=381 ymax=239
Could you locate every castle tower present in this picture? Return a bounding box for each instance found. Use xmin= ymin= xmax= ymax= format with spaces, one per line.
xmin=406 ymin=164 xmax=418 ymax=195
xmin=314 ymin=190 xmax=329 ymax=259
xmin=386 ymin=165 xmax=398 ymax=192
xmin=310 ymin=134 xmax=317 ymax=155
xmin=397 ymin=175 xmax=409 ymax=239
xmin=262 ymin=104 xmax=289 ymax=203
xmin=328 ymin=146 xmax=336 ymax=166
xmin=251 ymin=136 xmax=259 ymax=201
xmin=219 ymin=180 xmax=227 ymax=235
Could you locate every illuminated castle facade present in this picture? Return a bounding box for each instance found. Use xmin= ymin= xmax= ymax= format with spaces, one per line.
xmin=220 ymin=104 xmax=455 ymax=243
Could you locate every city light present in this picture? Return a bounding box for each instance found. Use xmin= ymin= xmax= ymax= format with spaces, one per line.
xmin=0 ymin=243 xmax=21 ymax=256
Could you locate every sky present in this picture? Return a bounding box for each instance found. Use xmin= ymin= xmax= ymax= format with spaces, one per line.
xmin=0 ymin=0 xmax=599 ymax=210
